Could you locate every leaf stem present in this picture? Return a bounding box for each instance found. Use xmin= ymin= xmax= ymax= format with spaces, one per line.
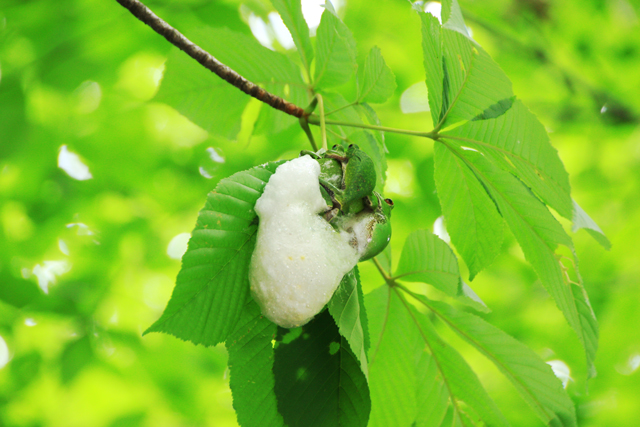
xmin=115 ymin=0 xmax=305 ymax=118
xmin=308 ymin=115 xmax=439 ymax=139
xmin=317 ymin=94 xmax=327 ymax=150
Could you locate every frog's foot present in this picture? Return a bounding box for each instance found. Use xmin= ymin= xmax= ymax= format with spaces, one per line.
xmin=324 ymin=207 xmax=340 ymax=222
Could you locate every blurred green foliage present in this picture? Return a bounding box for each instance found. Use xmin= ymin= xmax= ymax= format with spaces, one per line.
xmin=0 ymin=0 xmax=638 ymax=426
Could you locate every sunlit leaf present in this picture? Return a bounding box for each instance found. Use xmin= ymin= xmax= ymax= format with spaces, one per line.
xmin=328 ymin=266 xmax=370 ymax=376
xmin=413 ymin=350 xmax=448 ymax=427
xmin=314 ymin=2 xmax=357 ymax=89
xmin=395 ymin=229 xmax=460 ymax=297
xmin=443 ymin=144 xmax=598 ymax=376
xmin=366 ymin=286 xmax=421 ymax=427
xmin=357 ymin=46 xmax=397 ymax=104
xmin=434 ymin=143 xmax=504 ymax=279
xmin=273 ymin=309 xmax=370 ymax=427
xmin=226 ymin=300 xmax=284 ymax=427
xmin=145 ymin=161 xmax=285 ymax=346
xmin=406 ymin=290 xmax=577 ymax=426
xmin=442 ymin=100 xmax=573 ymax=219
xmin=401 ymin=294 xmax=510 ymax=427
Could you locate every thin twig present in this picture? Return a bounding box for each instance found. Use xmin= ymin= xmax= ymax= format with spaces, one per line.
xmin=115 ymin=0 xmax=305 ymax=118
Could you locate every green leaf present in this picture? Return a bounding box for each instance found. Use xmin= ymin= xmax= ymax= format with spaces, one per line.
xmin=156 ymin=27 xmax=307 ymax=139
xmin=413 ymin=350 xmax=448 ymax=427
xmin=442 ymin=100 xmax=573 ymax=219
xmin=226 ymin=300 xmax=284 ymax=427
xmin=314 ymin=2 xmax=357 ymax=89
xmin=421 ymin=5 xmax=518 ymax=129
xmin=394 ymin=229 xmax=460 ymax=297
xmin=399 ymin=293 xmax=510 ymax=427
xmin=357 ymin=46 xmax=397 ymax=104
xmin=443 ymin=144 xmax=598 ymax=376
xmin=434 ymin=143 xmax=504 ymax=279
xmin=145 ymin=161 xmax=285 ymax=346
xmin=366 ymin=286 xmax=421 ymax=427
xmin=572 ymin=199 xmax=611 ymax=250
xmin=273 ymin=309 xmax=370 ymax=427
xmin=420 ymin=12 xmax=444 ymax=126
xmin=406 ymin=290 xmax=577 ymax=427
xmin=328 ymin=266 xmax=370 ymax=376
xmin=271 ymin=0 xmax=314 ymax=76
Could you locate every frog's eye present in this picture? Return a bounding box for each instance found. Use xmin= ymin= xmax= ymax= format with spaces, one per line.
xmin=332 ymin=144 xmax=339 ymax=150
xmin=384 ymin=198 xmax=394 ymax=207
xmin=348 ymin=144 xmax=354 ymax=149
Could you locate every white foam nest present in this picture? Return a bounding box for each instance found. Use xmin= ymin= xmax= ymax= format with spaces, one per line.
xmin=249 ymin=155 xmax=359 ymax=328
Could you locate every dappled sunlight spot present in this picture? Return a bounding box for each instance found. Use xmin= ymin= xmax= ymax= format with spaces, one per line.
xmin=145 ymin=103 xmax=208 ymax=147
xmin=143 ymin=274 xmax=175 ymax=310
xmin=58 ymin=238 xmax=69 ymax=255
xmin=1 ymin=201 xmax=35 ymax=241
xmin=0 ymin=335 xmax=9 ymax=369
xmin=615 ymin=352 xmax=640 ymax=375
xmin=248 ymin=12 xmax=274 ymax=50
xmin=58 ymin=145 xmax=93 ymax=181
xmin=74 ymin=81 xmax=102 ymax=114
xmin=167 ymin=232 xmax=190 ymax=260
xmin=547 ymin=359 xmax=572 ymax=388
xmin=433 ymin=215 xmax=450 ymax=243
xmin=199 ymin=147 xmax=226 ymax=179
xmin=269 ymin=12 xmax=295 ymax=49
xmin=116 ymin=52 xmax=165 ymax=100
xmin=24 ymin=318 xmax=37 ymax=327
xmin=424 ymin=1 xmax=442 ymax=23
xmin=400 ymin=81 xmax=430 ymax=113
xmin=399 ymin=83 xmax=430 ymax=114
xmin=384 ymin=159 xmax=416 ymax=198
xmin=302 ymin=0 xmax=345 ymax=33
xmin=31 ymin=260 xmax=71 ymax=294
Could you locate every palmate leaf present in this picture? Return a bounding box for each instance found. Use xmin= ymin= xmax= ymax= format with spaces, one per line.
xmin=441 ymin=143 xmax=598 ymax=377
xmin=405 ymin=290 xmax=577 ymax=426
xmin=421 ymin=0 xmax=599 ymax=374
xmin=366 ymin=286 xmax=509 ymax=427
xmin=328 ymin=266 xmax=370 ymax=376
xmin=226 ymin=300 xmax=284 ymax=427
xmin=145 ymin=161 xmax=284 ymax=346
xmin=156 ymin=27 xmax=307 ymax=139
xmin=313 ymin=1 xmax=357 ymax=89
xmin=273 ymin=309 xmax=371 ymax=427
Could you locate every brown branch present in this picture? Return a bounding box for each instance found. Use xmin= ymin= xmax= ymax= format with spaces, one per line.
xmin=115 ymin=0 xmax=305 ymax=118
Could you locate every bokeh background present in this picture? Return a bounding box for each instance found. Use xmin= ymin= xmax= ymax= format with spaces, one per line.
xmin=1 ymin=0 xmax=639 ymax=426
